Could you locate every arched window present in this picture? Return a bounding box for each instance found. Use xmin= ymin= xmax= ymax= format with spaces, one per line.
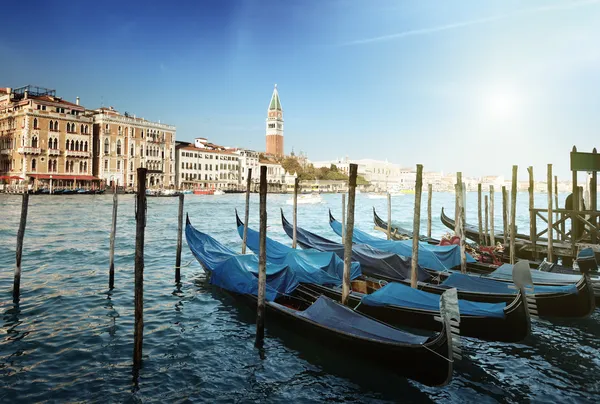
xmin=54 ymin=121 xmax=59 ymax=131
xmin=81 ymin=124 xmax=84 ymax=133
xmin=130 ymin=145 xmax=134 ymax=156
xmin=141 ymin=130 xmax=144 ymax=138
xmin=140 ymin=146 xmax=143 ymax=156
xmin=70 ymin=161 xmax=74 ymax=172
xmin=54 ymin=138 xmax=58 ymax=149
xmin=116 ymin=140 xmax=122 ymax=155
xmin=104 ymin=138 xmax=109 ymax=154
xmin=70 ymin=140 xmax=75 ymax=150
xmin=84 ymin=141 xmax=88 ymax=152
xmin=66 ymin=161 xmax=69 ymax=171
xmin=75 ymin=141 xmax=79 ymax=151
xmin=65 ymin=139 xmax=70 ymax=150
xmin=49 ymin=121 xmax=54 ymax=131
xmin=31 ymin=159 xmax=36 ymax=171
xmin=84 ymin=125 xmax=88 ymax=134
xmin=31 ymin=137 xmax=38 ymax=148
xmin=33 ymin=118 xmax=38 ymax=129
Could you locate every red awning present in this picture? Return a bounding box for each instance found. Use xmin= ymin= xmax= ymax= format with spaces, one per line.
xmin=0 ymin=175 xmax=24 ymax=180
xmin=28 ymin=174 xmax=99 ymax=181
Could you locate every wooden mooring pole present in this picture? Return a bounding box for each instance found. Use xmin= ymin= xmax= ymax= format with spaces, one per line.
xmin=502 ymin=186 xmax=508 ymax=245
xmin=387 ymin=192 xmax=392 ymax=240
xmin=133 ymin=168 xmax=147 ymax=369
xmin=454 ymin=172 xmax=462 ymax=234
xmin=478 ymin=183 xmax=483 ymax=245
xmin=547 ymin=164 xmax=554 ymax=262
xmin=342 ymin=164 xmax=358 ymax=304
xmin=489 ymin=185 xmax=495 ymax=247
xmin=528 ymin=166 xmax=538 ymax=260
xmin=292 ymin=177 xmax=299 ymax=248
xmin=591 ymin=148 xmax=598 ymax=244
xmin=484 ymin=195 xmax=489 ymax=246
xmin=175 ymin=193 xmax=184 ymax=283
xmin=411 ymin=165 xmax=424 ymax=286
xmin=510 ymin=166 xmax=518 ymax=265
xmin=108 ymin=187 xmax=118 ymax=289
xmin=13 ymin=193 xmax=29 ymax=303
xmin=242 ymin=169 xmax=252 ymax=254
xmin=427 ymin=183 xmax=432 ymax=239
xmin=255 ymin=166 xmax=267 ymax=348
xmin=456 ymin=175 xmax=467 ymax=273
xmin=341 ymin=193 xmax=346 ymax=243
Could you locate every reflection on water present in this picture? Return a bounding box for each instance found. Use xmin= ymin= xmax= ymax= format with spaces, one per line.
xmin=0 ymin=192 xmax=597 ymax=402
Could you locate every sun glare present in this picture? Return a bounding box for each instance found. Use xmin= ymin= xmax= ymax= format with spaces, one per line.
xmin=484 ymin=87 xmax=519 ymax=120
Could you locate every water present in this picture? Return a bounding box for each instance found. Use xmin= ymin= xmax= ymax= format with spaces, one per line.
xmin=0 ymin=192 xmax=598 ymax=403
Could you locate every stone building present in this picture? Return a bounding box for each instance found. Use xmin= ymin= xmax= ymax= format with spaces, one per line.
xmin=0 ymin=85 xmax=96 ymax=190
xmin=91 ymin=107 xmax=176 ymax=189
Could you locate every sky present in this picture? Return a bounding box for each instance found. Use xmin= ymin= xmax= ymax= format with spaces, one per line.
xmin=2 ymin=0 xmax=600 ymax=180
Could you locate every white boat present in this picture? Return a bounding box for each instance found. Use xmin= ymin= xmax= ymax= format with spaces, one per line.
xmin=213 ymin=190 xmax=225 ymax=196
xmin=286 ymin=193 xmax=323 ymax=205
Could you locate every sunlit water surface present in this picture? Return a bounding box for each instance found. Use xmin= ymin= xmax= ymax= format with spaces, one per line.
xmin=0 ymin=192 xmax=598 ymax=403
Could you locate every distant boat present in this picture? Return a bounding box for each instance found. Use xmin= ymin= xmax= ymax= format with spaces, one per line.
xmin=193 ymin=189 xmax=215 ymax=195
xmin=214 ymin=190 xmax=225 ymax=196
xmin=286 ymin=193 xmax=323 ymax=205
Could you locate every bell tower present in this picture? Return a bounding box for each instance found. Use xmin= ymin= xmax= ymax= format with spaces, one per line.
xmin=266 ymin=84 xmax=284 ymax=157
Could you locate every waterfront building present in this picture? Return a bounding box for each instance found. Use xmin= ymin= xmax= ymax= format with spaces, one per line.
xmin=0 ymin=85 xmax=96 ymax=190
xmin=90 ymin=107 xmax=176 ymax=189
xmin=259 ymin=158 xmax=286 ymax=185
xmin=265 ymin=85 xmax=284 ymax=157
xmin=175 ymin=138 xmax=240 ymax=190
xmin=233 ymin=148 xmax=260 ymax=185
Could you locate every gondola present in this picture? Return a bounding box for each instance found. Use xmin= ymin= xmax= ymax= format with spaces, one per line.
xmin=186 ymin=215 xmax=458 ymax=387
xmin=281 ymin=211 xmax=596 ymax=318
xmin=373 ymin=207 xmax=438 ymax=243
xmin=236 ymin=211 xmax=530 ymax=342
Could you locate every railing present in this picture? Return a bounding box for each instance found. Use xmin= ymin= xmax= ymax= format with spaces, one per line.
xmin=530 ymin=207 xmax=600 ymax=257
xmin=47 ymin=149 xmax=61 ymax=156
xmin=18 ymin=147 xmax=41 ymax=154
xmin=65 ymin=150 xmax=90 ymax=158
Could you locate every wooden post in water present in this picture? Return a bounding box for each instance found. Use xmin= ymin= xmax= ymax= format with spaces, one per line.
xmin=510 ymin=166 xmax=518 ymax=265
xmin=411 ymin=165 xmax=424 ymax=286
xmin=13 ymin=193 xmax=29 ymax=303
xmin=484 ymin=195 xmax=489 ymax=246
xmin=175 ymin=193 xmax=184 ymax=283
xmin=528 ymin=166 xmax=538 ymax=260
xmin=427 ymin=183 xmax=432 ymax=239
xmin=133 ymin=168 xmax=147 ymax=369
xmin=341 ymin=193 xmax=346 ymax=243
xmin=477 ymin=183 xmax=483 ymax=245
xmin=502 ymin=186 xmax=508 ymax=245
xmin=591 ymin=149 xmax=598 ymax=244
xmin=255 ymin=166 xmax=268 ymax=348
xmin=547 ymin=164 xmax=554 ymax=262
xmin=572 ymin=147 xmax=579 ymax=255
xmin=108 ymin=187 xmax=118 ymax=289
xmin=342 ymin=164 xmax=358 ymax=303
xmin=489 ymin=185 xmax=495 ymax=247
xmin=387 ymin=192 xmax=392 ymax=240
xmin=454 ymin=172 xmax=462 ymax=234
xmin=241 ymin=169 xmax=252 ymax=254
xmin=456 ymin=175 xmax=467 ymax=273
xmin=292 ymin=177 xmax=299 ymax=249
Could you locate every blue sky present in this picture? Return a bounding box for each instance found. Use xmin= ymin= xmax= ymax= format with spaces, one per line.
xmin=2 ymin=0 xmax=599 ymax=179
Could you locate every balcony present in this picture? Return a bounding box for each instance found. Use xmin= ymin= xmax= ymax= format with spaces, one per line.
xmin=1 ymin=149 xmax=11 ymax=155
xmin=18 ymin=147 xmax=41 ymax=155
xmin=48 ymin=149 xmax=61 ymax=156
xmin=65 ymin=150 xmax=90 ymax=158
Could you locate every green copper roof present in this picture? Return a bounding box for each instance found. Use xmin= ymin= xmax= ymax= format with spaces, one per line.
xmin=269 ymin=86 xmax=282 ymax=111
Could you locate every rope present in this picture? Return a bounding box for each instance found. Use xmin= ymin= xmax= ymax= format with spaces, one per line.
xmin=174 ymin=260 xmax=193 ymax=269
xmin=421 ymin=343 xmax=454 ymax=363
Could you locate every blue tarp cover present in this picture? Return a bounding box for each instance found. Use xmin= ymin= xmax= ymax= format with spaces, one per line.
xmin=489 ymin=264 xmax=583 ymax=284
xmin=281 ymin=211 xmax=431 ymax=282
xmin=442 ymin=273 xmax=578 ymax=295
xmin=236 ymin=219 xmax=361 ymax=285
xmin=290 ymin=295 xmax=429 ymax=344
xmin=361 ymin=282 xmax=506 ymax=318
xmin=186 ymin=220 xmax=299 ymax=301
xmin=329 ymin=217 xmax=476 ymax=271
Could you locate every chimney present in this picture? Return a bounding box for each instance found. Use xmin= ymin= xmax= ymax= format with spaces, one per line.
xmin=24 ymin=90 xmax=28 ymax=99
xmin=6 ymin=87 xmax=11 ymax=95
xmin=76 ymin=96 xmax=80 ymax=106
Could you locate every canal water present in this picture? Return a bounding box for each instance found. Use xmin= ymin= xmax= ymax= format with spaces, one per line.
xmin=0 ymin=192 xmax=598 ymax=403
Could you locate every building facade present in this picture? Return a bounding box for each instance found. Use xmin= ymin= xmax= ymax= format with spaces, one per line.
xmin=175 ymin=138 xmax=240 ymax=190
xmin=234 ymin=148 xmax=260 ymax=186
xmin=0 ymin=86 xmax=95 ymax=191
xmin=91 ymin=107 xmax=176 ymax=189
xmin=266 ymin=85 xmax=284 ymax=157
